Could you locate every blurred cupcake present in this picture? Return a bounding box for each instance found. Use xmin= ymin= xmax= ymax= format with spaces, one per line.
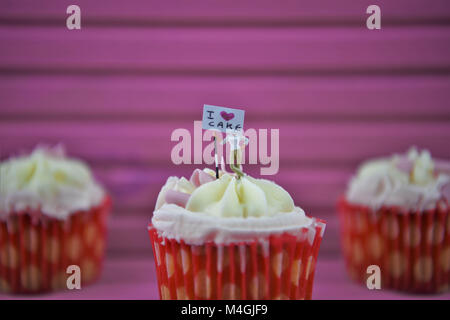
xmin=0 ymin=146 xmax=110 ymax=293
xmin=338 ymin=147 xmax=450 ymax=293
xmin=148 ymin=168 xmax=326 ymax=300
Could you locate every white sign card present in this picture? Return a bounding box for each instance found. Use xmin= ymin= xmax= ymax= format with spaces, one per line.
xmin=202 ymin=105 xmax=245 ymax=133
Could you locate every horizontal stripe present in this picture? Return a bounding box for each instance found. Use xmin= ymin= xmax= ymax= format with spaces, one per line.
xmin=0 ymin=122 xmax=448 ymax=166
xmin=1 ymin=75 xmax=450 ymax=121
xmin=1 ymin=0 xmax=449 ymax=26
xmin=1 ymin=27 xmax=449 ymax=74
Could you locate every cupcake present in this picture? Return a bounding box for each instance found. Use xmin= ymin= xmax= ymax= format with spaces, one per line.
xmin=148 ymin=168 xmax=326 ymax=300
xmin=0 ymin=146 xmax=110 ymax=293
xmin=338 ymin=147 xmax=450 ymax=293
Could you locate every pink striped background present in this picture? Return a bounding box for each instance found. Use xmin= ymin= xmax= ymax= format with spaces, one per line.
xmin=0 ymin=0 xmax=450 ymax=298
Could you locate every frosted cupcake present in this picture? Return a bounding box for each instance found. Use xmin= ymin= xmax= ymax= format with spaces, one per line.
xmin=338 ymin=147 xmax=450 ymax=293
xmin=149 ymin=168 xmax=326 ymax=300
xmin=0 ymin=147 xmax=110 ymax=293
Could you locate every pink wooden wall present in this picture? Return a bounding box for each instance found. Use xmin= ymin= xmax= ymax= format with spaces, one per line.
xmin=1 ymin=0 xmax=450 ymax=259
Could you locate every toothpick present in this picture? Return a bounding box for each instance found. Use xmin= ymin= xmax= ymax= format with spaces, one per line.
xmin=213 ymin=134 xmax=219 ymax=179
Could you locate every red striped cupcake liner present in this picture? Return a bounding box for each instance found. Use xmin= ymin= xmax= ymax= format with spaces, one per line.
xmin=0 ymin=197 xmax=111 ymax=294
xmin=338 ymin=197 xmax=449 ymax=293
xmin=148 ymin=218 xmax=326 ymax=300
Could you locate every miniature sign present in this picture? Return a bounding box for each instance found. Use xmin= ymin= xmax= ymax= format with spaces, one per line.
xmin=202 ymin=105 xmax=245 ymax=133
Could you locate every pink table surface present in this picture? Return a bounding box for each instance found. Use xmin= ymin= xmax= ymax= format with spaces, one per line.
xmin=0 ymin=257 xmax=449 ymax=300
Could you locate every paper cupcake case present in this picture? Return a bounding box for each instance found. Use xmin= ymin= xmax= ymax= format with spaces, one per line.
xmin=148 ymin=218 xmax=325 ymax=300
xmin=0 ymin=197 xmax=110 ymax=294
xmin=338 ymin=197 xmax=449 ymax=293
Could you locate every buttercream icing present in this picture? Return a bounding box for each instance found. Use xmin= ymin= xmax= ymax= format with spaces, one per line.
xmin=152 ymin=169 xmax=313 ymax=244
xmin=346 ymin=147 xmax=450 ymax=211
xmin=0 ymin=146 xmax=105 ymax=220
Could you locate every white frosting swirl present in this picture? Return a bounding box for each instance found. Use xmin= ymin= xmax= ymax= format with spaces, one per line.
xmin=186 ymin=174 xmax=295 ymax=218
xmin=152 ymin=204 xmax=312 ymax=245
xmin=346 ymin=147 xmax=450 ymax=211
xmin=0 ymin=147 xmax=105 ymax=220
xmin=152 ymin=170 xmax=313 ymax=244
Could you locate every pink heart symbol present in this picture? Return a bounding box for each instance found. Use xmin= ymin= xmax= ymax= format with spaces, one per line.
xmin=220 ymin=111 xmax=235 ymax=121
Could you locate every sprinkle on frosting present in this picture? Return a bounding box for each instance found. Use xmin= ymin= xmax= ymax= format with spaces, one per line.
xmin=155 ymin=168 xmax=215 ymax=210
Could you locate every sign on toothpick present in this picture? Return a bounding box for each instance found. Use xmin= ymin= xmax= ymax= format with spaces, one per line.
xmin=202 ymin=105 xmax=245 ymax=133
